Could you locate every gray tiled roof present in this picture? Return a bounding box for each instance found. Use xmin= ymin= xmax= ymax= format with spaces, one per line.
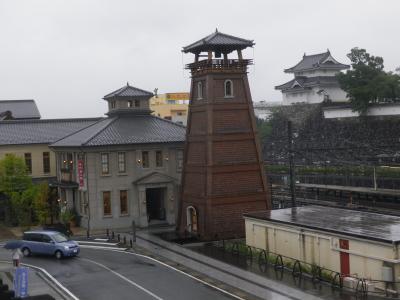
xmin=0 ymin=118 xmax=101 ymax=145
xmin=275 ymin=76 xmax=340 ymax=92
xmin=183 ymin=30 xmax=254 ymax=53
xmin=284 ymin=51 xmax=349 ymax=73
xmin=103 ymin=84 xmax=153 ymax=99
xmin=51 ymin=115 xmax=186 ymax=147
xmin=0 ymin=100 xmax=41 ymax=119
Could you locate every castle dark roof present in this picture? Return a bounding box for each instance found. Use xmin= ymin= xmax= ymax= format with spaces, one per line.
xmin=0 ymin=100 xmax=41 ymax=120
xmin=183 ymin=30 xmax=254 ymax=54
xmin=284 ymin=51 xmax=349 ymax=73
xmin=103 ymin=84 xmax=153 ymax=99
xmin=275 ymin=76 xmax=340 ymax=92
xmin=0 ymin=118 xmax=101 ymax=145
xmin=50 ymin=115 xmax=186 ymax=147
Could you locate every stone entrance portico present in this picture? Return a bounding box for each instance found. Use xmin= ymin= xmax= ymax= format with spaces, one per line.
xmin=134 ymin=172 xmax=178 ymax=228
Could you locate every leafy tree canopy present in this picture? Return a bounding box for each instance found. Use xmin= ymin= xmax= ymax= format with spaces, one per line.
xmin=0 ymin=154 xmax=32 ymax=195
xmin=337 ymin=48 xmax=400 ymax=114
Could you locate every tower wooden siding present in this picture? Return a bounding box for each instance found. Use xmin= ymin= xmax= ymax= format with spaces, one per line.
xmin=179 ymin=32 xmax=271 ymax=240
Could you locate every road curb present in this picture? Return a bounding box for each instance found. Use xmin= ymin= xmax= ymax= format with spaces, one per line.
xmin=0 ymin=260 xmax=79 ymax=300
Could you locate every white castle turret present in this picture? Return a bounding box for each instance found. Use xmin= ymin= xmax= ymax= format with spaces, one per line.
xmin=276 ymin=50 xmax=349 ymax=105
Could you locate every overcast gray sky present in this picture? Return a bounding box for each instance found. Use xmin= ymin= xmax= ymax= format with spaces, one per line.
xmin=0 ymin=0 xmax=399 ymax=118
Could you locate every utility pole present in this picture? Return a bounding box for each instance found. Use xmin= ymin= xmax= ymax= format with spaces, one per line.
xmin=288 ymin=121 xmax=296 ymax=207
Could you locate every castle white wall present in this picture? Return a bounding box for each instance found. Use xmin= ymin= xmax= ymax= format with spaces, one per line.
xmin=282 ymin=87 xmax=347 ymax=105
xmin=324 ymin=103 xmax=400 ymax=119
xmin=295 ymin=69 xmax=339 ymax=77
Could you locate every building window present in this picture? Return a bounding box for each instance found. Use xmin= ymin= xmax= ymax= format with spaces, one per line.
xmin=177 ymin=112 xmax=183 ymax=116
xmin=43 ymin=152 xmax=50 ymax=174
xmin=127 ymin=100 xmax=133 ymax=108
xmin=177 ymin=149 xmax=183 ymax=172
xmin=156 ymin=150 xmax=163 ymax=167
xmin=103 ymin=191 xmax=111 ymax=216
xmin=120 ymin=190 xmax=128 ymax=215
xmin=101 ymin=153 xmax=109 ymax=174
xmin=197 ymin=81 xmax=203 ymax=99
xmin=224 ymin=80 xmax=233 ymax=97
xmin=24 ymin=153 xmax=32 ymax=174
xmin=118 ymin=152 xmax=126 ymax=173
xmin=135 ymin=100 xmax=140 ymax=107
xmin=111 ymin=101 xmax=116 ymax=109
xmin=142 ymin=151 xmax=149 ymax=168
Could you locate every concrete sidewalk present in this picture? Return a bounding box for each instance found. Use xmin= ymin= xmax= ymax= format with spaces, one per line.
xmin=0 ymin=262 xmax=66 ymax=299
xmin=115 ymin=228 xmax=323 ymax=300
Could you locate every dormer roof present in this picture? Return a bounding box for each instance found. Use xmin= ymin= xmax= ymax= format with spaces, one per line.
xmin=182 ymin=29 xmax=254 ymax=54
xmin=275 ymin=76 xmax=339 ymax=92
xmin=284 ymin=51 xmax=349 ymax=73
xmin=0 ymin=100 xmax=41 ymax=120
xmin=103 ymin=83 xmax=153 ymax=99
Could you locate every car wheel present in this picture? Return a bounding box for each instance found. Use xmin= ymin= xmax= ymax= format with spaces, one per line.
xmin=22 ymin=247 xmax=31 ymax=257
xmin=55 ymin=250 xmax=63 ymax=260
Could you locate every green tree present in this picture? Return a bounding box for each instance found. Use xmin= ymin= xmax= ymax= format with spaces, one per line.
xmin=33 ymin=183 xmax=50 ymax=225
xmin=256 ymin=118 xmax=273 ymax=141
xmin=0 ymin=154 xmax=37 ymax=226
xmin=337 ymin=48 xmax=400 ymax=114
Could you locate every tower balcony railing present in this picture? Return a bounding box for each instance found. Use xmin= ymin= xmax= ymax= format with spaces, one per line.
xmin=186 ymin=59 xmax=253 ymax=73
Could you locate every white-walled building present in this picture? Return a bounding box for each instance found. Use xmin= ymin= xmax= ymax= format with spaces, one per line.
xmin=276 ymin=51 xmax=349 ymax=105
xmin=245 ymin=206 xmax=400 ymax=293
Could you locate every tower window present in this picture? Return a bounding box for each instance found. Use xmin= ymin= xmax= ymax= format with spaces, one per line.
xmin=224 ymin=80 xmax=233 ymax=97
xmin=135 ymin=100 xmax=140 ymax=107
xmin=127 ymin=100 xmax=133 ymax=108
xmin=197 ymin=81 xmax=203 ymax=99
xmin=111 ymin=101 xmax=116 ymax=109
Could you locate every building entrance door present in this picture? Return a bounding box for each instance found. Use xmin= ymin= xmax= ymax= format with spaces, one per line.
xmin=146 ymin=188 xmax=166 ymax=222
xmin=339 ymin=239 xmax=350 ymax=276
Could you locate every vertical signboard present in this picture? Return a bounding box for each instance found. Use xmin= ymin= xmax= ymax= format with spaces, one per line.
xmin=78 ymin=159 xmax=85 ymax=190
xmin=13 ymin=266 xmax=28 ymax=297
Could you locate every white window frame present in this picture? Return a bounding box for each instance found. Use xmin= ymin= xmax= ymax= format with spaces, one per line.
xmin=117 ymin=152 xmax=126 ymax=173
xmin=101 ymin=153 xmax=109 ymax=175
xmin=197 ymin=81 xmax=203 ymax=99
xmin=224 ymin=79 xmax=233 ymax=98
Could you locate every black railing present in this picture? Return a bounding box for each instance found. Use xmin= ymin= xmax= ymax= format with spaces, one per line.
xmin=186 ymin=59 xmax=252 ymax=73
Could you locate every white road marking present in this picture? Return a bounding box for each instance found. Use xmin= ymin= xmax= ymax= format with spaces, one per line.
xmin=0 ymin=260 xmax=79 ymax=300
xmin=83 ymin=247 xmax=246 ymax=300
xmin=94 ymin=238 xmax=109 ymax=242
xmin=79 ymin=245 xmax=126 ymax=251
xmin=77 ymin=241 xmax=118 ymax=246
xmin=79 ymin=257 xmax=164 ymax=300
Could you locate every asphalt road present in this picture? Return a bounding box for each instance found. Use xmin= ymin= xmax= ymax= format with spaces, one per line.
xmin=0 ymin=243 xmax=239 ymax=300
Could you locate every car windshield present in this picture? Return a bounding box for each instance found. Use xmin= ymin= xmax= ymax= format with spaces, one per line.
xmin=52 ymin=233 xmax=69 ymax=243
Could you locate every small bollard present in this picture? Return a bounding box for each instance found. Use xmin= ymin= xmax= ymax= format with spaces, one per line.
xmin=106 ymin=229 xmax=109 ymax=237
xmin=117 ymin=234 xmax=120 ymax=242
xmin=112 ymin=231 xmax=115 ymax=239
xmin=123 ymin=236 xmax=126 ymax=244
xmin=86 ymin=229 xmax=90 ymax=239
xmin=132 ymin=220 xmax=136 ymax=243
xmin=130 ymin=239 xmax=133 ymax=248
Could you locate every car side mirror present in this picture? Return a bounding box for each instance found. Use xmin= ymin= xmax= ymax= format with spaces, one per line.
xmin=50 ymin=240 xmax=55 ymax=244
